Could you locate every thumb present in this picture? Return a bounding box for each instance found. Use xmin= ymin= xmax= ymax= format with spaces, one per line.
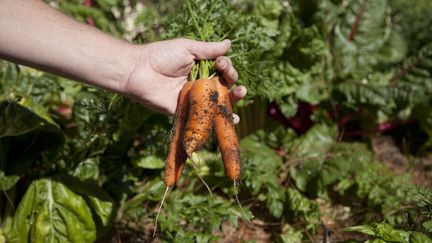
xmin=185 ymin=39 xmax=231 ymax=60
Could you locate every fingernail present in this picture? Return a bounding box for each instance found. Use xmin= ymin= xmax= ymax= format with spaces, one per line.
xmin=236 ymin=87 xmax=242 ymax=93
xmin=223 ymin=39 xmax=231 ymax=45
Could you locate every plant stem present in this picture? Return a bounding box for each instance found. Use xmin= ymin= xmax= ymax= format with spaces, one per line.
xmin=187 ymin=0 xmax=204 ymax=40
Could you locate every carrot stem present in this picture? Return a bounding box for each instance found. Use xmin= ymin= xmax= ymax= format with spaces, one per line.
xmin=189 ymin=60 xmax=215 ymax=81
xmin=190 ymin=64 xmax=199 ymax=81
xmin=186 ymin=0 xmax=203 ymax=40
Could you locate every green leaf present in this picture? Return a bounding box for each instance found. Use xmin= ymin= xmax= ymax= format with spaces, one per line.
xmin=0 ymin=101 xmax=59 ymax=138
xmin=4 ymin=178 xmax=97 ymax=243
xmin=72 ymin=158 xmax=100 ymax=182
xmin=0 ymin=101 xmax=63 ymax=190
xmin=240 ymin=134 xmax=284 ymax=218
xmin=409 ymin=232 xmax=432 ymax=243
xmin=289 ymin=124 xmax=336 ymax=192
xmin=0 ymin=63 xmax=20 ymax=94
xmin=290 ymin=123 xmax=336 ymax=158
xmin=374 ymin=222 xmax=409 ymax=242
xmin=334 ymin=0 xmax=406 ymax=79
xmin=4 ymin=175 xmax=114 ymax=243
xmin=57 ymin=174 xmax=115 ymax=230
xmin=319 ymin=143 xmax=365 ymax=186
xmin=424 ymin=220 xmax=432 ymax=233
xmin=134 ymin=155 xmax=164 ymax=169
xmin=0 ymin=171 xmax=19 ymax=193
xmin=162 ymin=0 xmax=274 ymax=98
xmin=286 ymin=187 xmax=320 ymax=229
xmin=277 ymin=224 xmax=304 ymax=243
xmin=346 ymin=222 xmax=410 ymax=243
xmin=344 ymin=225 xmax=376 ymax=236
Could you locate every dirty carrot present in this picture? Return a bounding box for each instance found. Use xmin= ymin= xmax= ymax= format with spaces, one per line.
xmin=164 ymin=81 xmax=193 ymax=187
xmin=183 ymin=78 xmax=218 ymax=157
xmin=214 ymin=76 xmax=241 ymax=180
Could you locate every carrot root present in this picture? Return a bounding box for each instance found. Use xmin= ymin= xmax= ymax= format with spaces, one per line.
xmin=189 ymin=154 xmax=213 ymax=197
xmin=214 ymin=77 xmax=241 ymax=180
xmin=153 ymin=186 xmax=170 ymax=237
xmin=233 ymin=180 xmax=251 ymax=223
xmin=164 ymin=81 xmax=193 ymax=187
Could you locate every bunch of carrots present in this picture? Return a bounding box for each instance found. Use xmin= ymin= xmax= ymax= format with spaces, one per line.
xmin=164 ymin=60 xmax=241 ymax=188
xmin=153 ymin=60 xmax=242 ymax=235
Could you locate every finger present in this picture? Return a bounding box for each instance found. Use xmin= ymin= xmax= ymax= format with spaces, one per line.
xmin=233 ymin=113 xmax=240 ymax=125
xmin=185 ymin=38 xmax=231 ymax=60
xmin=223 ymin=66 xmax=238 ymax=86
xmin=215 ymin=56 xmax=232 ymax=73
xmin=229 ymin=85 xmax=247 ymax=104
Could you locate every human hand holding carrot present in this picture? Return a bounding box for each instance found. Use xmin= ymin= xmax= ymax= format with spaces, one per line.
xmin=125 ymin=38 xmax=247 ymax=117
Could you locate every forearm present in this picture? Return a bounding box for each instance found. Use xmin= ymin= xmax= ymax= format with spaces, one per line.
xmin=0 ymin=0 xmax=135 ymax=93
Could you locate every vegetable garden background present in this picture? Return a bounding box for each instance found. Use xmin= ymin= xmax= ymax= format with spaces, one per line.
xmin=1 ymin=0 xmax=432 ymax=242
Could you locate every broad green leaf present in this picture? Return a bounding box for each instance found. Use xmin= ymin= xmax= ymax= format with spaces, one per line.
xmin=333 ymin=0 xmax=407 ymax=81
xmin=378 ymin=31 xmax=408 ymax=63
xmin=424 ymin=220 xmax=432 ymax=232
xmin=344 ymin=225 xmax=376 ymax=236
xmin=289 ymin=124 xmax=336 ymax=192
xmin=0 ymin=101 xmax=59 ymax=138
xmin=374 ymin=222 xmax=409 ymax=242
xmin=346 ymin=222 xmax=411 ymax=243
xmin=319 ymin=142 xmax=367 ymax=186
xmin=58 ymin=175 xmax=114 ymax=230
xmin=290 ymin=123 xmax=336 ymax=158
xmin=4 ymin=176 xmax=114 ymax=243
xmin=240 ymin=134 xmax=284 ymax=218
xmin=0 ymin=101 xmax=63 ymax=191
xmin=4 ymin=178 xmax=97 ymax=243
xmin=409 ymin=232 xmax=432 ymax=243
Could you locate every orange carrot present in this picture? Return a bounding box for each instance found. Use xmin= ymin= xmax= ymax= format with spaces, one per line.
xmin=183 ymin=78 xmax=218 ymax=157
xmin=164 ymin=81 xmax=193 ymax=187
xmin=214 ymin=77 xmax=241 ymax=180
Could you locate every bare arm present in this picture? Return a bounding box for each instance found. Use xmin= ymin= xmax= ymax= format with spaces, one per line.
xmin=0 ymin=0 xmax=134 ymax=93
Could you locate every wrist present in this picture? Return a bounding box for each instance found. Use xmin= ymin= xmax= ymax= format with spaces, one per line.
xmin=96 ymin=42 xmax=139 ymax=95
xmin=117 ymin=43 xmax=151 ymax=100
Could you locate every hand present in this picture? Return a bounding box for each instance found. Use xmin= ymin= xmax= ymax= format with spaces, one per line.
xmin=124 ymin=38 xmax=247 ymax=120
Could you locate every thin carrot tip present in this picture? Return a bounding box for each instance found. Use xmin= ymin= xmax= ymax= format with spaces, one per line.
xmin=233 ymin=181 xmax=251 ymax=223
xmin=153 ymin=186 xmax=170 ymax=237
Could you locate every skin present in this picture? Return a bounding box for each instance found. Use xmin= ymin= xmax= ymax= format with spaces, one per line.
xmin=0 ymin=0 xmax=247 ymax=116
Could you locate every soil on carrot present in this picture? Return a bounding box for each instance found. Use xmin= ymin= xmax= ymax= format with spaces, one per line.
xmin=217 ymin=105 xmax=230 ymax=118
xmin=209 ymin=90 xmax=219 ymax=104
